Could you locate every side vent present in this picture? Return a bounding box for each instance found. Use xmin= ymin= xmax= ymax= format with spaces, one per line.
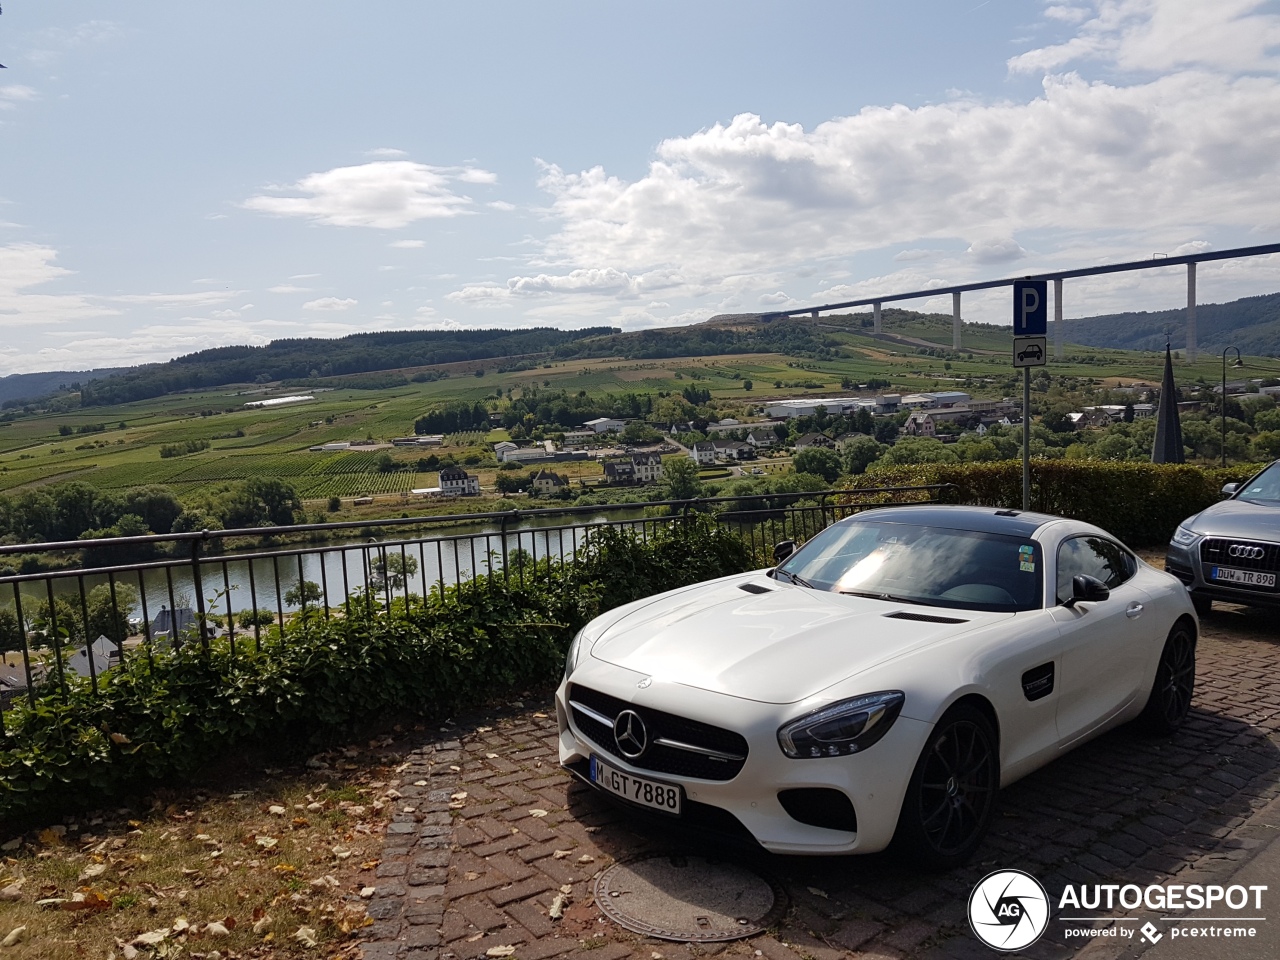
xmin=738 ymin=583 xmax=773 ymax=594
xmin=884 ymin=611 xmax=969 ymax=625
xmin=1022 ymin=662 xmax=1055 ymax=701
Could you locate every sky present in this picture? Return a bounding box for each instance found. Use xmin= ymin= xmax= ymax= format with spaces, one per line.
xmin=1 ymin=0 xmax=1280 ymax=376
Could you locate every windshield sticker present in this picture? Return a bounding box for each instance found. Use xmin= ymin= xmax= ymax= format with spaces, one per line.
xmin=1020 ymin=560 xmax=1036 ymax=572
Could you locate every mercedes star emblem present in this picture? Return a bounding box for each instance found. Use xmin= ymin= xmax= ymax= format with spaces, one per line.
xmin=613 ymin=709 xmax=648 ymax=759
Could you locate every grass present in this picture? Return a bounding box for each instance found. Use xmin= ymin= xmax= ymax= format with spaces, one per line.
xmin=0 ymin=727 xmax=426 ymax=959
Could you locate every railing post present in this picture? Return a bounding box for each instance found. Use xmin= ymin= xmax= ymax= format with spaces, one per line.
xmin=500 ymin=511 xmax=512 ymax=582
xmin=191 ymin=532 xmax=208 ymax=649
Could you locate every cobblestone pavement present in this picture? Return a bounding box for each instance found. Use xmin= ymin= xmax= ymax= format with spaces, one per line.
xmin=357 ymin=603 xmax=1280 ymax=960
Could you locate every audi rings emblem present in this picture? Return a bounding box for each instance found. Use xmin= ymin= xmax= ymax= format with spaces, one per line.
xmin=1228 ymin=544 xmax=1266 ymax=560
xmin=613 ymin=709 xmax=648 ymax=759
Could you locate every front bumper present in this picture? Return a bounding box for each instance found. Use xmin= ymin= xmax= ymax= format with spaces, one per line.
xmin=554 ymin=669 xmax=932 ymax=856
xmin=1166 ymin=539 xmax=1280 ymax=608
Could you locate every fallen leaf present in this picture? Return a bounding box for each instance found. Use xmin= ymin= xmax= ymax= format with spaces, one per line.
xmin=256 ymin=837 xmax=278 ymax=850
xmin=359 ymin=886 xmax=376 ymax=899
xmin=577 ymin=855 xmax=594 ymax=863
xmin=464 ymin=871 xmax=479 ymax=881
xmin=268 ymin=805 xmax=287 ymax=816
xmin=206 ymin=921 xmax=231 ymax=937
xmin=486 ymin=753 xmax=499 ymax=759
xmin=0 ymin=879 xmax=24 ymax=901
xmin=0 ymin=840 xmax=20 ymax=852
xmin=528 ymin=809 xmax=548 ymax=818
xmin=78 ymin=863 xmax=107 ymax=882
xmin=294 ymin=925 xmax=318 ymax=947
xmin=548 ymin=893 xmax=567 ymax=919
xmin=807 ymin=886 xmax=828 ymax=899
xmin=0 ymin=926 xmax=25 ymax=947
xmin=486 ymin=948 xmax=516 ymax=958
xmin=450 ymin=792 xmax=467 ymax=801
xmin=534 ymin=712 xmax=548 ymax=718
xmin=110 ymin=732 xmax=131 ymax=745
xmin=36 ymin=829 xmax=63 ymax=847
xmin=171 ymin=917 xmax=190 ymax=934
xmin=36 ymin=898 xmax=69 ymax=909
xmin=252 ymin=913 xmax=272 ymax=935
xmin=133 ymin=929 xmax=169 ymax=946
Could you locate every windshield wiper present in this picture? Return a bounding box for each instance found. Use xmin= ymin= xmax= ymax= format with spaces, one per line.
xmin=777 ymin=569 xmax=815 ymax=589
xmin=839 ymin=589 xmax=931 ymax=606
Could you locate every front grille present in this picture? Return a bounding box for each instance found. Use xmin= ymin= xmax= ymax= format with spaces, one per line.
xmin=1200 ymin=538 xmax=1280 ymax=589
xmin=567 ymin=683 xmax=749 ymax=782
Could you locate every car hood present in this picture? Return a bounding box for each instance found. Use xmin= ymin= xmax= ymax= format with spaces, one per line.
xmin=1191 ymin=499 xmax=1280 ymax=539
xmin=589 ymin=574 xmax=1012 ymax=704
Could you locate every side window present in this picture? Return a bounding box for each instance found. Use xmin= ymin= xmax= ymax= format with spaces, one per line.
xmin=1056 ymin=537 xmax=1136 ymax=603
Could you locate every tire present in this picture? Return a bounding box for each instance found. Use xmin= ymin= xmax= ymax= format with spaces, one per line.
xmin=1190 ymin=593 xmax=1212 ymax=617
xmin=892 ymin=704 xmax=999 ymax=870
xmin=1140 ymin=620 xmax=1197 ymax=734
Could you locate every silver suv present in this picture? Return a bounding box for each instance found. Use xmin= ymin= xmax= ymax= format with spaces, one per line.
xmin=1166 ymin=460 xmax=1280 ymax=614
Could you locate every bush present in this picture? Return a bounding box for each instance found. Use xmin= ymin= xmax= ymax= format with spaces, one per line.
xmin=847 ymin=459 xmax=1264 ymax=546
xmin=0 ymin=517 xmax=755 ymax=819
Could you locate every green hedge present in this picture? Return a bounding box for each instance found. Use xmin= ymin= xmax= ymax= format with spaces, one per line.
xmin=0 ymin=516 xmax=753 ymax=821
xmin=853 ymin=460 xmax=1264 ymax=546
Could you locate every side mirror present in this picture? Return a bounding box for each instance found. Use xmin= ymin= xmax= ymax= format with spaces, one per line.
xmin=773 ymin=540 xmax=797 ymax=564
xmin=1221 ymin=482 xmax=1239 ymax=497
xmin=1064 ymin=574 xmax=1110 ymax=608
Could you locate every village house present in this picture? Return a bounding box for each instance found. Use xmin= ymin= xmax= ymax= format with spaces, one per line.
xmin=903 ymin=412 xmax=937 ymax=437
xmin=690 ymin=441 xmax=717 ymax=465
xmin=439 ymin=465 xmax=480 ymax=496
xmin=630 ymin=453 xmax=664 ymax=482
xmin=794 ymin=433 xmax=835 ymax=451
xmin=746 ymin=429 xmax=777 ymax=448
xmin=530 ymin=469 xmax=567 ymax=495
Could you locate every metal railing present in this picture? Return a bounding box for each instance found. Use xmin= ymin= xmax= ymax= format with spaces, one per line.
xmin=0 ymin=484 xmax=955 ymax=717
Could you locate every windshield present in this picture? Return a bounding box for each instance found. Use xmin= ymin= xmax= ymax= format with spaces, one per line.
xmin=775 ymin=519 xmax=1043 ymax=612
xmin=1235 ymin=462 xmax=1280 ymax=503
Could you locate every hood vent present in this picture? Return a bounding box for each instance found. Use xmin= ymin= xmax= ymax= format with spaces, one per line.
xmin=738 ymin=583 xmax=773 ymax=594
xmin=884 ymin=611 xmax=969 ymax=625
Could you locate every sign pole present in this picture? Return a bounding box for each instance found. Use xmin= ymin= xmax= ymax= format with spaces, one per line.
xmin=1012 ymin=279 xmax=1048 ymax=513
xmin=1022 ymin=367 xmax=1030 ymax=511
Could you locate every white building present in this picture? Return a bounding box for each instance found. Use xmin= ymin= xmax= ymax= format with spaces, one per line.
xmin=631 ymin=454 xmax=664 ymax=482
xmin=690 ymin=442 xmax=717 ymax=465
xmin=904 ymin=412 xmax=937 ymax=437
xmin=439 ymin=465 xmax=480 ymax=496
xmin=584 ymin=417 xmax=626 ymax=434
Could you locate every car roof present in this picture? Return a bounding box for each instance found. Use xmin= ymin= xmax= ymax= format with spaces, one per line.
xmin=842 ymin=504 xmax=1062 ymax=538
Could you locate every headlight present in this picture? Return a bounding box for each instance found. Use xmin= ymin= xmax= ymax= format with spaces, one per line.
xmin=564 ymin=630 xmax=586 ymax=678
xmin=777 ymin=691 xmax=905 ymax=759
xmin=1172 ymin=525 xmax=1199 ymax=546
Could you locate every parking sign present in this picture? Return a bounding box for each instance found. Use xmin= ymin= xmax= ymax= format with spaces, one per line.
xmin=1013 ymin=280 xmax=1047 ymax=337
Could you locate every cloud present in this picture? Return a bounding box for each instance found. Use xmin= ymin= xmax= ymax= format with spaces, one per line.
xmin=302 ymin=297 xmax=357 ymax=311
xmin=488 ymin=200 xmax=517 ymax=211
xmin=0 ymin=86 xmax=39 ymax=110
xmin=26 ymin=20 xmax=123 ymax=67
xmin=447 ymin=267 xmax=683 ymax=304
xmin=894 ymin=248 xmax=936 ymax=262
xmin=1044 ymin=4 xmax=1091 ymax=23
xmin=1010 ymin=0 xmax=1280 ymax=75
xmin=243 ymin=160 xmax=495 ymax=228
xmin=367 ymin=147 xmax=408 ymax=158
xmin=758 ymin=291 xmax=794 ymax=305
xmin=107 ymin=290 xmax=241 ymax=307
xmin=268 ymin=284 xmax=310 ymax=294
xmin=389 ymin=239 xmax=425 ymax=249
xmin=966 ymin=237 xmax=1027 ymax=263
xmin=0 ymin=243 xmax=118 ymax=328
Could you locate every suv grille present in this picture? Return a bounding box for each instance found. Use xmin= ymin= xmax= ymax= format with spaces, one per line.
xmin=567 ymin=683 xmax=749 ymax=782
xmin=1200 ymin=538 xmax=1280 ymax=589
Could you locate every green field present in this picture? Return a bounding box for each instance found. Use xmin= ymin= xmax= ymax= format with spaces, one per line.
xmin=2 ymin=320 xmax=1278 ymax=504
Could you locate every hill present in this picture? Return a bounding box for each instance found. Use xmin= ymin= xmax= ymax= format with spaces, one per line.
xmin=1059 ymin=291 xmax=1280 ymax=355
xmin=0 ymin=368 xmax=127 ymax=407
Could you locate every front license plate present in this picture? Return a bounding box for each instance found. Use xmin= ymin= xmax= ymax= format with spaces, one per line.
xmin=1211 ymin=566 xmax=1277 ymax=588
xmin=590 ymin=756 xmax=682 ymax=814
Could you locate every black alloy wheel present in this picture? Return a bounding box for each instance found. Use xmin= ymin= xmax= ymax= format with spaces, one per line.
xmin=1141 ymin=621 xmax=1196 ymax=734
xmin=893 ymin=704 xmax=998 ymax=869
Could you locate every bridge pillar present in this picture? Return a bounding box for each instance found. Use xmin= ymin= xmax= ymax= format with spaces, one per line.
xmin=873 ymin=301 xmax=882 ymax=334
xmin=811 ymin=309 xmax=820 ymax=319
xmin=1054 ymin=278 xmax=1063 ymax=361
xmin=952 ymin=292 xmax=962 ymax=350
xmin=1186 ymin=262 xmax=1197 ymax=363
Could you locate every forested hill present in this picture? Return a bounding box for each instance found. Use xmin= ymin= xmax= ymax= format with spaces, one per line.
xmin=0 ymin=368 xmax=127 ymax=407
xmin=79 ymin=327 xmax=618 ymax=407
xmin=1059 ymin=291 xmax=1280 ymax=356
xmin=75 ymin=320 xmax=835 ymax=407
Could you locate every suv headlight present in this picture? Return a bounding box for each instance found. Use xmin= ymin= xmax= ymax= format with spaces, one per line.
xmin=777 ymin=691 xmax=905 ymax=759
xmin=1172 ymin=525 xmax=1199 ymax=546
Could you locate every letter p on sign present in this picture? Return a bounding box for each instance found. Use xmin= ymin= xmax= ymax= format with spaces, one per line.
xmin=1014 ymin=280 xmax=1048 ymax=336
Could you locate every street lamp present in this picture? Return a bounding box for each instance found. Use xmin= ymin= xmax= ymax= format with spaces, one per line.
xmin=1221 ymin=346 xmax=1243 ymax=468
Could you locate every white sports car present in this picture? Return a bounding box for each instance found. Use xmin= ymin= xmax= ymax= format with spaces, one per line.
xmin=556 ymin=505 xmax=1197 ymax=867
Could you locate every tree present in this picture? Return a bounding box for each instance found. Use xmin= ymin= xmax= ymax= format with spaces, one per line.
xmin=236 ymin=608 xmax=276 ymax=630
xmin=662 ymin=457 xmax=703 ymax=501
xmin=371 ymin=552 xmax=419 ymax=591
xmin=495 ymin=472 xmax=529 ymax=494
xmin=284 ymin=580 xmax=323 ymax=607
xmin=0 ymin=606 xmax=22 ymax=654
xmin=86 ymin=583 xmax=139 ymax=645
xmin=840 ymin=435 xmax=883 ymax=475
xmin=121 ymin=485 xmax=184 ymax=534
xmin=743 ymin=380 xmax=753 ymax=391
xmin=876 ymin=437 xmax=959 ymax=466
xmin=793 ymin=448 xmax=842 ymax=483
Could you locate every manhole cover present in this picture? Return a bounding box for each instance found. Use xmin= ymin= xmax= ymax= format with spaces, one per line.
xmin=593 ymin=854 xmax=784 ymax=942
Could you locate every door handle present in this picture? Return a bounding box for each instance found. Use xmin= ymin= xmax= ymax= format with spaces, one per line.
xmin=1126 ymin=602 xmax=1144 ymax=619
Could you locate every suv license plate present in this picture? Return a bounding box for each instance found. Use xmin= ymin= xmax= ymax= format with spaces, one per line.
xmin=1211 ymin=566 xmax=1277 ymax=588
xmin=590 ymin=756 xmax=682 ymax=814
